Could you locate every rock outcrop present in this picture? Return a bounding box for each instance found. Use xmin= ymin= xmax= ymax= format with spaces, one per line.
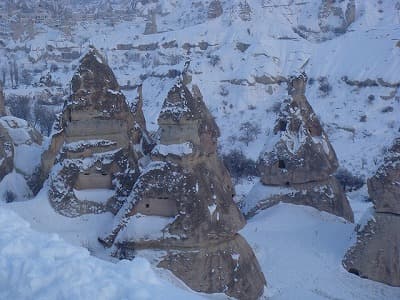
xmin=0 ymin=83 xmax=5 ymax=116
xmin=244 ymin=74 xmax=353 ymax=222
xmin=144 ymin=11 xmax=157 ymax=35
xmin=42 ymin=48 xmax=147 ymax=217
xmin=343 ymin=138 xmax=400 ymax=286
xmin=0 ymin=116 xmax=43 ymax=196
xmin=0 ymin=123 xmax=13 ymax=182
xmin=294 ymin=0 xmax=356 ymax=41
xmin=0 ymin=86 xmax=12 ymax=182
xmin=100 ymin=79 xmax=266 ymax=299
xmin=0 ymin=86 xmax=42 ymax=199
xmin=318 ymin=0 xmax=355 ymax=34
xmin=207 ymin=0 xmax=223 ymax=19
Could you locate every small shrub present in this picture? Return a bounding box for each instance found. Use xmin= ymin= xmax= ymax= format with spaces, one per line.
xmin=381 ymin=106 xmax=394 ymax=113
xmin=34 ymin=102 xmax=57 ymax=136
xmin=359 ymin=115 xmax=367 ymax=122
xmin=20 ymin=69 xmax=33 ymax=85
xmin=335 ymin=168 xmax=364 ymax=192
xmin=367 ymin=94 xmax=375 ymax=104
xmin=270 ymin=101 xmax=281 ymax=114
xmin=238 ymin=121 xmax=261 ymax=146
xmin=318 ymin=76 xmax=332 ymax=96
xmin=222 ymin=149 xmax=259 ymax=179
xmin=50 ymin=63 xmax=59 ymax=73
xmin=5 ymin=190 xmax=16 ymax=203
xmin=219 ymin=85 xmax=229 ymax=96
xmin=208 ymin=54 xmax=220 ymax=67
xmin=6 ymin=95 xmax=31 ymax=120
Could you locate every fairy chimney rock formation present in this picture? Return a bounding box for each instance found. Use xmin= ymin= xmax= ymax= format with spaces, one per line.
xmin=42 ymin=48 xmax=146 ymax=217
xmin=156 ymin=81 xmax=220 ymax=158
xmin=245 ymin=74 xmax=353 ymax=222
xmin=259 ymin=73 xmax=338 ymax=185
xmin=101 ymin=80 xmax=266 ymax=300
xmin=343 ymin=138 xmax=400 ymax=286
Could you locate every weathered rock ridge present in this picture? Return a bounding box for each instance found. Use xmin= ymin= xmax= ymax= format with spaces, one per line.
xmin=42 ymin=48 xmax=148 ymax=217
xmin=100 ymin=79 xmax=266 ymax=299
xmin=0 ymin=123 xmax=13 ymax=182
xmin=0 ymin=86 xmax=43 ymax=199
xmin=0 ymin=84 xmax=5 ymax=116
xmin=246 ymin=74 xmax=353 ymax=222
xmin=0 ymin=85 xmax=10 ymax=182
xmin=343 ymin=138 xmax=400 ymax=286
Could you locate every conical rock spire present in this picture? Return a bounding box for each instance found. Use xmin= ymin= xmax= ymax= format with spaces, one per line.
xmin=245 ymin=74 xmax=353 ymax=222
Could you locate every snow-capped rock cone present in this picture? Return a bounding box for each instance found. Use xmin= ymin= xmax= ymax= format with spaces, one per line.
xmin=245 ymin=74 xmax=353 ymax=222
xmin=259 ymin=74 xmax=338 ymax=185
xmin=343 ymin=138 xmax=400 ymax=286
xmin=42 ymin=48 xmax=147 ymax=217
xmin=101 ymin=80 xmax=266 ymax=300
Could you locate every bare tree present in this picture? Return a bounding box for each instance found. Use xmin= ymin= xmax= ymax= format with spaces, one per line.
xmin=1 ymin=68 xmax=5 ymax=86
xmin=13 ymin=59 xmax=18 ymax=87
xmin=9 ymin=62 xmax=14 ymax=87
xmin=34 ymin=102 xmax=56 ymax=136
xmin=238 ymin=121 xmax=261 ymax=146
xmin=6 ymin=95 xmax=31 ymax=120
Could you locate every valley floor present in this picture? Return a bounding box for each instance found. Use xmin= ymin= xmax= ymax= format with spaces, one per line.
xmin=1 ymin=185 xmax=399 ymax=300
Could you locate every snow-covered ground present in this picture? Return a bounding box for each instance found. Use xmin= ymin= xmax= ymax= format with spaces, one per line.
xmin=2 ymin=193 xmax=400 ymax=299
xmin=0 ymin=207 xmax=206 ymax=300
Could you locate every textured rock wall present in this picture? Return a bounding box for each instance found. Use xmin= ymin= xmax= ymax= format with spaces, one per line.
xmin=343 ymin=138 xmax=400 ymax=286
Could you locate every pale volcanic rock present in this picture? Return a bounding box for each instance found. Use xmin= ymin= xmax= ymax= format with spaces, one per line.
xmin=42 ymin=48 xmax=148 ymax=217
xmin=249 ymin=73 xmax=353 ymax=222
xmin=101 ymin=79 xmax=266 ymax=300
xmin=343 ymin=138 xmax=400 ymax=286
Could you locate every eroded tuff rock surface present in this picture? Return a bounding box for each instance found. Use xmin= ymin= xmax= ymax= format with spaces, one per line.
xmin=294 ymin=0 xmax=356 ymax=41
xmin=100 ymin=79 xmax=266 ymax=300
xmin=0 ymin=123 xmax=13 ymax=182
xmin=207 ymin=0 xmax=223 ymax=19
xmin=368 ymin=138 xmax=400 ymax=215
xmin=343 ymin=138 xmax=400 ymax=286
xmin=246 ymin=74 xmax=353 ymax=222
xmin=0 ymin=85 xmax=10 ymax=180
xmin=42 ymin=48 xmax=148 ymax=217
xmin=0 ymin=84 xmax=5 ymax=116
xmin=0 ymin=85 xmax=43 ymax=197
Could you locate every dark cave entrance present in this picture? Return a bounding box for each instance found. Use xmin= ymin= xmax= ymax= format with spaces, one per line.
xmin=278 ymin=159 xmax=286 ymax=169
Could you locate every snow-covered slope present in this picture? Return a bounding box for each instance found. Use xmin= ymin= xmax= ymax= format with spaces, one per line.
xmin=242 ymin=203 xmax=400 ymax=300
xmin=0 ymin=207 xmax=206 ymax=300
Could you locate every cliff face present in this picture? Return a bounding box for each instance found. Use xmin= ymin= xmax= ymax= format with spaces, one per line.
xmin=0 ymin=123 xmax=13 ymax=183
xmin=100 ymin=79 xmax=266 ymax=300
xmin=0 ymin=84 xmax=5 ymax=116
xmin=245 ymin=74 xmax=354 ymax=222
xmin=42 ymin=48 xmax=148 ymax=217
xmin=343 ymin=138 xmax=400 ymax=286
xmin=0 ymin=88 xmax=12 ymax=182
